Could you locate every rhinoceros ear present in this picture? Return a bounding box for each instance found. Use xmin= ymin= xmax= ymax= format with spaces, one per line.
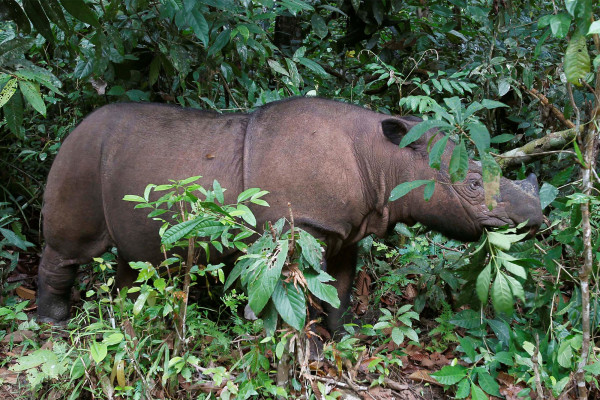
xmin=381 ymin=117 xmax=418 ymax=146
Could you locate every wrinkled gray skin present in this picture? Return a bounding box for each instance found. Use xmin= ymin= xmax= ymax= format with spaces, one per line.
xmin=38 ymin=97 xmax=543 ymax=331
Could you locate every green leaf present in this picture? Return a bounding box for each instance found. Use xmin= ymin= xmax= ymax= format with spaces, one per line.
xmin=443 ymin=96 xmax=462 ymax=124
xmin=478 ymin=372 xmax=500 ymax=397
xmin=23 ymin=0 xmax=53 ymax=42
xmin=133 ymin=290 xmax=149 ymax=315
xmin=449 ymin=309 xmax=483 ymax=329
xmin=458 ymin=336 xmax=476 ymax=360
xmin=188 ymin=9 xmax=209 ymax=47
xmin=0 ymin=0 xmax=31 ymax=34
xmin=455 ymin=378 xmax=470 ymax=399
xmin=73 ymin=57 xmax=94 ymax=79
xmin=549 ymin=13 xmax=572 ymax=38
xmin=494 ymin=351 xmax=513 ymax=365
xmin=271 ymin=280 xmax=306 ymax=331
xmin=123 ymin=194 xmax=146 ymax=203
xmin=476 ymin=263 xmax=492 ymax=303
xmin=488 ymin=232 xmax=511 ymax=251
xmin=480 ymin=99 xmax=508 ymax=109
xmin=0 ymin=78 xmax=17 ymax=108
xmin=538 ymin=182 xmax=558 ymax=209
xmin=505 ymin=274 xmax=525 ymax=302
xmin=391 ymin=327 xmax=404 ymax=345
xmin=428 ymin=135 xmax=448 ymax=170
xmin=236 ymin=204 xmax=256 ymax=226
xmin=5 ymin=90 xmax=23 ymax=138
xmin=501 ymin=258 xmax=527 ymax=280
xmin=389 ymin=180 xmax=431 ymax=201
xmin=213 ymin=180 xmax=224 ymax=204
xmin=431 ymin=365 xmax=468 ymax=385
xmin=491 ymin=273 xmax=513 ymax=314
xmin=0 ymin=227 xmax=33 ymax=250
xmin=90 ymin=341 xmax=108 ymax=364
xmin=584 ymin=362 xmax=600 ymax=375
xmin=298 ymin=230 xmax=322 ymax=269
xmin=557 ymin=341 xmax=573 ymax=368
xmin=297 ymin=57 xmax=329 ymax=77
xmin=237 ymin=188 xmax=261 ymax=202
xmin=304 ymin=271 xmax=340 ymax=308
xmin=468 ymin=122 xmax=490 ymax=155
xmin=161 ymin=217 xmax=207 ymax=244
xmin=482 ymin=153 xmax=501 ymax=210
xmin=449 ymin=139 xmax=468 ymax=183
xmin=268 ymin=59 xmax=289 ymax=76
xmin=208 ymin=29 xmax=230 ymax=56
xmin=311 ymin=14 xmax=328 ymax=39
xmin=103 ymin=333 xmax=124 ymax=346
xmin=589 ymin=20 xmax=600 ymax=35
xmin=40 ymin=0 xmax=69 ymax=32
xmin=59 ymin=0 xmax=100 ymax=27
xmin=490 ymin=133 xmax=514 ymax=143
xmin=248 ymin=240 xmax=287 ymax=314
xmin=399 ymin=120 xmax=452 ymax=148
xmin=471 ymin=383 xmax=489 ymax=400
xmin=18 ymin=80 xmax=46 ymax=116
xmin=11 ymin=349 xmax=56 ymax=371
xmin=564 ymin=33 xmax=590 ymax=86
xmin=423 ymin=181 xmax=435 ymax=201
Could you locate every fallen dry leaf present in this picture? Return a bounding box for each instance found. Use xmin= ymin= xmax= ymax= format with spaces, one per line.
xmin=1 ymin=330 xmax=34 ymax=344
xmin=15 ymin=286 xmax=35 ymax=300
xmin=0 ymin=368 xmax=19 ymax=384
xmin=407 ymin=370 xmax=443 ymax=386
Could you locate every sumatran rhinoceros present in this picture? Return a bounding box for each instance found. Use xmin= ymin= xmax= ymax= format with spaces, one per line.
xmin=38 ymin=97 xmax=543 ymax=330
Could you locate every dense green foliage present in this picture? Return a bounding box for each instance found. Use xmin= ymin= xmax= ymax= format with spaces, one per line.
xmin=1 ymin=0 xmax=600 ymax=398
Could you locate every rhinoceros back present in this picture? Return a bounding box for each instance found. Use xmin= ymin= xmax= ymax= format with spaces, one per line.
xmin=42 ymin=103 xmax=248 ymax=264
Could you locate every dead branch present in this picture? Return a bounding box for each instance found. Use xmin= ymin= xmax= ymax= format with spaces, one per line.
xmin=495 ymin=127 xmax=579 ymax=169
xmin=521 ymin=85 xmax=575 ymax=129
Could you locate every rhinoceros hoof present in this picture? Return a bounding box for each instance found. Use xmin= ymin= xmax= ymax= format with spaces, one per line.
xmin=37 ymin=315 xmax=69 ymax=327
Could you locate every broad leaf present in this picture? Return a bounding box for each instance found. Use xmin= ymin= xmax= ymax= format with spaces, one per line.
xmin=22 ymin=0 xmax=53 ymax=42
xmin=428 ymin=135 xmax=448 ymax=170
xmin=18 ymin=80 xmax=46 ymax=116
xmin=389 ymin=180 xmax=431 ymax=201
xmin=0 ymin=78 xmax=17 ymax=108
xmin=59 ymin=0 xmax=100 ymax=27
xmin=161 ymin=217 xmax=207 ymax=244
xmin=449 ymin=139 xmax=468 ymax=183
xmin=399 ymin=120 xmax=452 ymax=148
xmin=431 ymin=365 xmax=468 ymax=385
xmin=539 ymin=183 xmax=558 ymax=209
xmin=476 ymin=263 xmax=492 ymax=303
xmin=90 ymin=341 xmax=108 ymax=364
xmin=248 ymin=240 xmax=287 ymax=314
xmin=271 ymin=280 xmax=306 ymax=330
xmin=564 ymin=34 xmax=590 ymax=86
xmin=304 ymin=271 xmax=339 ymax=308
xmin=468 ymin=122 xmax=490 ymax=155
xmin=311 ymin=14 xmax=328 ymax=39
xmin=491 ymin=273 xmax=513 ymax=314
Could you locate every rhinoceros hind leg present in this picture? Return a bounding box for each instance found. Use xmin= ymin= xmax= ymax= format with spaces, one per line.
xmin=115 ymin=256 xmax=137 ymax=292
xmin=323 ymin=244 xmax=358 ymax=335
xmin=37 ymin=245 xmax=79 ymax=324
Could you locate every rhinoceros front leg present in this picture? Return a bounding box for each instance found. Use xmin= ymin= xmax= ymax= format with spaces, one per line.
xmin=37 ymin=245 xmax=78 ymax=324
xmin=323 ymin=243 xmax=358 ymax=335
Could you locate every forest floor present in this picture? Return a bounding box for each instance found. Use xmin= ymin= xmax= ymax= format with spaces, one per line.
xmin=0 ymin=252 xmax=537 ymax=400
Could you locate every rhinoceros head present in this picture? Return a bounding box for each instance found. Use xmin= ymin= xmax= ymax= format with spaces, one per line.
xmin=381 ymin=117 xmax=543 ymax=242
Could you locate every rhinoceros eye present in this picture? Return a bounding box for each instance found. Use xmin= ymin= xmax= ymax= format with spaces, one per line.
xmin=469 ymin=180 xmax=481 ymax=190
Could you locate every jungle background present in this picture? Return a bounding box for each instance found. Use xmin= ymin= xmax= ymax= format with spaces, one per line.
xmin=1 ymin=0 xmax=600 ymax=399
